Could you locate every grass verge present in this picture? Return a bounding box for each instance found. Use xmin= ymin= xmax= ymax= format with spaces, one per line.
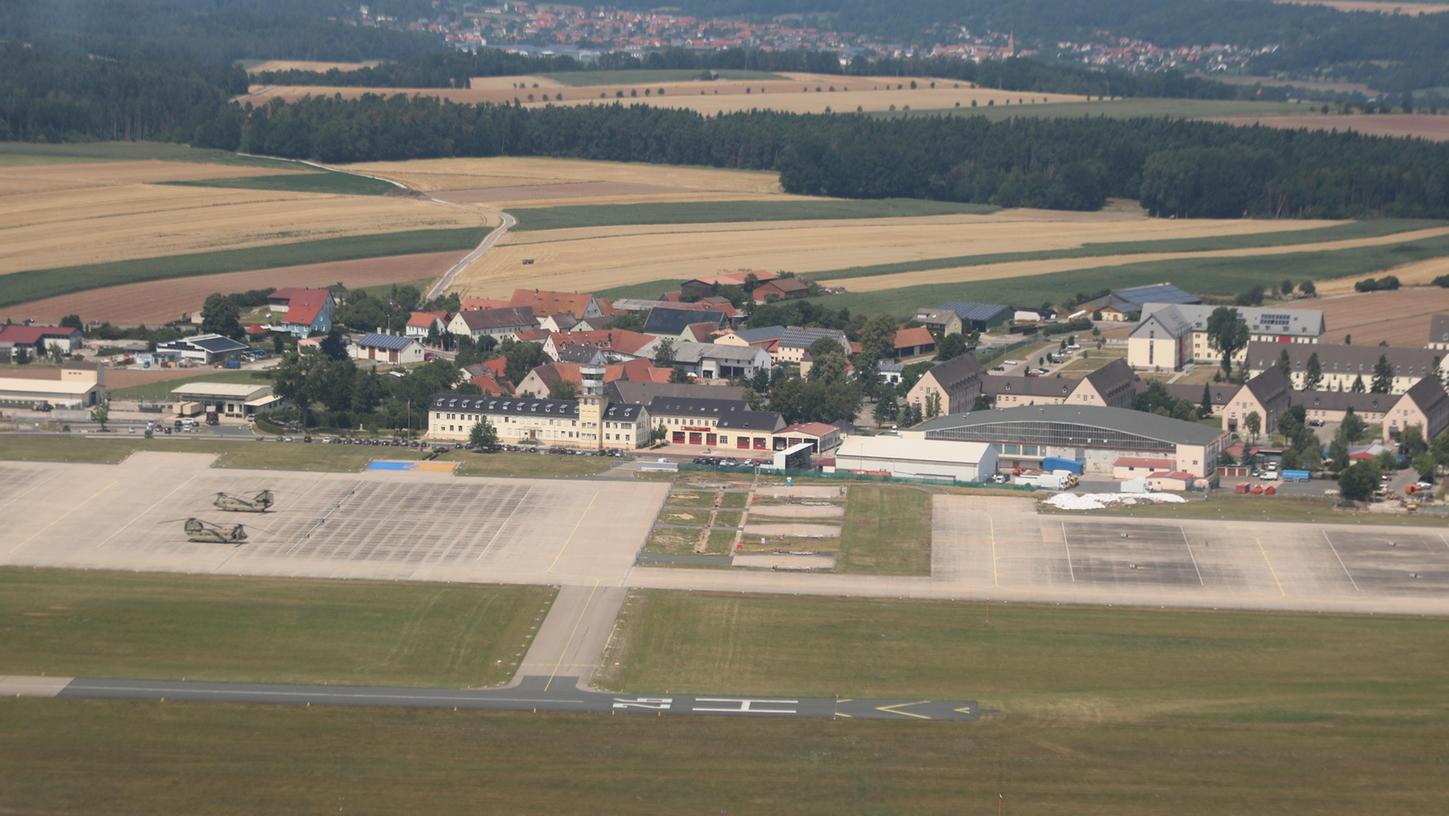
xmin=441 ymin=450 xmax=616 ymax=478
xmin=161 ymin=171 xmax=395 ymax=196
xmin=837 ymin=484 xmax=932 ymax=575
xmin=509 ymin=198 xmax=999 ymax=231
xmin=0 ymin=227 xmax=488 ymax=309
xmin=0 ymin=568 xmax=554 ymax=686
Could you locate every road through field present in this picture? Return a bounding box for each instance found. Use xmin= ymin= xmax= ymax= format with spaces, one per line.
xmin=824 ymin=225 xmax=1449 ymax=292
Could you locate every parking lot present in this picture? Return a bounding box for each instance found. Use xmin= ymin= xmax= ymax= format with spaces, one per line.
xmin=931 ymin=495 xmax=1449 ymax=615
xmin=0 ymin=452 xmax=667 ymax=586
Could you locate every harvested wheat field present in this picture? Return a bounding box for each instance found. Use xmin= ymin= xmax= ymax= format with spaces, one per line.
xmin=1 ymin=251 xmax=466 ymax=326
xmin=1314 ymin=287 xmax=1449 ymax=346
xmin=448 ymin=209 xmax=1353 ymax=298
xmin=1212 ymin=114 xmax=1449 ymax=142
xmin=1275 ymin=0 xmax=1449 ymax=13
xmin=345 ymin=156 xmax=791 ymax=208
xmin=245 ymin=59 xmax=384 ymax=73
xmin=1316 ymin=254 xmax=1449 ymax=294
xmin=242 ymin=72 xmax=1086 ymax=115
xmin=0 ymin=173 xmax=481 ymax=274
xmin=828 ymin=225 xmax=1449 ymax=293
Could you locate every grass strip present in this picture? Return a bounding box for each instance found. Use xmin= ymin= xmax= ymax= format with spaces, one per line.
xmin=161 ymin=171 xmax=395 ymax=196
xmin=837 ymin=485 xmax=932 ymax=575
xmin=0 ymin=567 xmax=553 ymax=687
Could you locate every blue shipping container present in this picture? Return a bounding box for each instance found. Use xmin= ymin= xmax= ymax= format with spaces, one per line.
xmin=1281 ymin=469 xmax=1311 ymax=481
xmin=1041 ymin=456 xmax=1084 ymax=475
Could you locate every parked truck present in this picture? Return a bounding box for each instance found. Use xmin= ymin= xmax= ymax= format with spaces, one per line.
xmin=175 ymin=401 xmax=203 ymax=417
xmin=1017 ymin=472 xmax=1073 ymax=490
xmin=1041 ymin=456 xmax=1085 ymax=476
xmin=1281 ymin=469 xmax=1312 ymax=482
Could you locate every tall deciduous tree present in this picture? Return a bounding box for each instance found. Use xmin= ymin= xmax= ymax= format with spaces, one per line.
xmin=1205 ymin=307 xmax=1249 ymax=373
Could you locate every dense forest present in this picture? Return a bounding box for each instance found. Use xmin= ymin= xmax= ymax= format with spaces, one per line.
xmin=5 ymin=45 xmax=1447 ymax=219
xmin=252 ymin=46 xmax=1270 ymax=102
xmin=0 ymin=0 xmax=441 ymax=63
xmin=606 ymin=0 xmax=1449 ymax=92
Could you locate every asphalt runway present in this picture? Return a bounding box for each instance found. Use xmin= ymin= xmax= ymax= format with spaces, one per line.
xmin=2 ymin=675 xmax=977 ymax=721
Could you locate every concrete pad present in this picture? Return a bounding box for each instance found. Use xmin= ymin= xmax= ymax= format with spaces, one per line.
xmin=0 ymin=676 xmax=72 ymax=697
xmin=742 ymin=522 xmax=840 ymax=538
xmin=753 ymin=485 xmax=846 ymax=499
xmin=746 ymin=504 xmax=845 ymax=520
xmin=0 ymin=454 xmax=667 ymax=588
xmin=514 ymin=583 xmax=626 ymax=690
xmin=733 ymin=553 xmax=836 ymax=570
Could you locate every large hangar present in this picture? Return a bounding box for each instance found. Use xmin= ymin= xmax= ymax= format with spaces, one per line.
xmin=912 ymin=405 xmax=1227 ymax=478
xmin=835 ymin=435 xmax=997 ymax=482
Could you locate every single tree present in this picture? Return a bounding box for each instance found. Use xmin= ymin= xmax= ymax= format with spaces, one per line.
xmin=468 ymin=417 xmax=499 ymax=452
xmin=1279 ymin=279 xmax=1293 ymax=296
xmin=654 ymin=337 xmax=676 ymax=366
xmin=1350 ymin=374 xmax=1366 ymax=393
xmin=1304 ymin=352 xmax=1323 ymax=390
xmin=1298 ymin=280 xmax=1316 ymax=297
xmin=320 ymin=329 xmax=348 ymax=361
xmin=1199 ymin=382 xmax=1214 ymax=418
xmin=1244 ymin=411 xmax=1262 ymax=442
xmin=200 ymin=293 xmax=242 ymax=339
xmin=925 ymin=391 xmax=942 ymax=419
xmin=1338 ymin=460 xmax=1382 ymax=502
xmin=549 ymin=380 xmax=577 ymax=400
xmin=1399 ymin=425 xmax=1428 ymax=458
xmin=934 ymin=333 xmax=967 ymax=361
xmin=59 ymin=314 xmax=84 ymax=331
xmin=1278 ymin=348 xmax=1291 ymax=372
xmin=1413 ymin=452 xmax=1438 ymax=482
xmin=89 ymin=397 xmax=109 ymax=431
xmin=1328 ymin=435 xmax=1351 ymax=472
xmin=859 ymin=314 xmax=898 ymax=361
xmin=1205 ymin=307 xmax=1250 ymax=373
xmin=1342 ymin=407 xmax=1366 ymax=442
xmin=1370 ymin=354 xmax=1394 ymax=393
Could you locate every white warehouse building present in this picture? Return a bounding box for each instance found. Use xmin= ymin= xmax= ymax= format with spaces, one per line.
xmin=835 ymin=435 xmax=998 ymax=483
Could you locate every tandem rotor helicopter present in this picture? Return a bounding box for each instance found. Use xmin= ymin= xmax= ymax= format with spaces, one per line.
xmin=163 ymin=488 xmax=277 ymax=545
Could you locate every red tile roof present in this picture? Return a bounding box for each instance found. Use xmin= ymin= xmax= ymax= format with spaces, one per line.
xmin=893 ymin=327 xmax=936 ymax=350
xmin=549 ymin=329 xmax=655 ymax=356
xmin=277 ymin=289 xmax=331 ymax=327
xmin=407 ymin=310 xmax=448 ymax=329
xmin=0 ymin=325 xmax=81 ymax=344
xmin=780 ymin=422 xmax=837 ymax=437
xmin=510 ymin=289 xmax=597 ymax=318
xmin=461 ymin=297 xmax=511 ymax=311
xmin=470 ymin=373 xmax=511 ymax=396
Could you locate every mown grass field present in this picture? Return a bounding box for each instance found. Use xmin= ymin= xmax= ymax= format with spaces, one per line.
xmin=7 ymin=694 xmax=1446 ymax=815
xmin=509 ymin=198 xmax=999 ymax=231
xmin=0 ymin=568 xmax=553 ymax=686
xmin=162 ymin=171 xmax=395 ymax=196
xmin=440 ymin=449 xmax=617 ymax=478
xmin=815 ymin=232 xmax=1449 ymax=317
xmin=539 ymin=69 xmax=786 ymax=86
xmin=0 ymin=226 xmax=487 ymax=309
xmin=837 ymin=485 xmax=932 ymax=575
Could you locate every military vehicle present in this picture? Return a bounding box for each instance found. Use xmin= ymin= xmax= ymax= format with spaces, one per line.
xmin=213 ymin=490 xmax=274 ymax=513
xmin=183 ymin=518 xmax=248 ymax=545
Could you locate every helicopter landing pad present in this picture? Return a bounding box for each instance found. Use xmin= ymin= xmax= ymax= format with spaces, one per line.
xmin=0 ymin=452 xmax=665 ymax=586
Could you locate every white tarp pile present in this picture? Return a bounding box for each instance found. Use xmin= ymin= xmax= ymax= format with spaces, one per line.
xmin=1045 ymin=492 xmax=1188 ymax=511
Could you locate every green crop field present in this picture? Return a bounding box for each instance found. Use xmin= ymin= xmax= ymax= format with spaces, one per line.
xmin=0 ymin=140 xmax=297 ymax=168
xmin=838 ymin=485 xmax=932 ymax=574
xmin=509 ymin=198 xmax=999 ymax=231
xmin=0 ymin=568 xmax=553 ymax=686
xmin=540 ymin=69 xmax=785 ymax=86
xmin=595 ymin=219 xmax=1444 ymax=302
xmin=814 ymin=233 xmax=1449 ymax=318
xmin=162 ymin=171 xmax=395 ymax=196
xmin=0 ymin=226 xmax=488 ymax=309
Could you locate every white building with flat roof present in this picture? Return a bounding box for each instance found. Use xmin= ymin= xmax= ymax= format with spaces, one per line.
xmin=0 ymin=366 xmax=106 ymax=409
xmin=836 ymin=435 xmax=998 ymax=483
xmin=169 ymin=382 xmax=277 ymax=418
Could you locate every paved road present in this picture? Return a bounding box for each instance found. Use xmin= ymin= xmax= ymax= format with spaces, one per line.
xmin=0 ymin=674 xmax=977 ymax=721
xmin=512 ymin=583 xmax=627 ymax=691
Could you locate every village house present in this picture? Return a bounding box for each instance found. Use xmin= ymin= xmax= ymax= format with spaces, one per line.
xmin=906 ymin=353 xmax=983 ymax=416
xmin=448 ymin=307 xmax=536 ymax=343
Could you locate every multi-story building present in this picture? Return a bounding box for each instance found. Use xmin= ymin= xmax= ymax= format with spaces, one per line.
xmin=906 ymin=353 xmax=983 ymax=416
xmin=427 ymin=365 xmax=648 ymax=451
xmin=1128 ymin=303 xmax=1323 ymax=372
xmin=1244 ymin=342 xmax=1447 ymax=394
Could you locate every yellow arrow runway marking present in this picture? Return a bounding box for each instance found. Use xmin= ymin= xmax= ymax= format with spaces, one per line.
xmin=876 ymin=700 xmax=932 ymax=720
xmin=953 ymin=705 xmax=977 ymax=715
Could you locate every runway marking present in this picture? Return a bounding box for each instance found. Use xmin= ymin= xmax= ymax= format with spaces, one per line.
xmin=876 ymin=700 xmax=932 ymax=720
xmin=547 ymin=489 xmax=599 ymax=574
xmin=1321 ymin=530 xmax=1361 ymax=592
xmin=1179 ymin=526 xmax=1205 ymax=587
xmin=4 ymin=478 xmax=118 ymax=557
xmin=474 ymin=485 xmax=529 ymax=562
xmin=97 ymin=479 xmax=192 ymax=549
xmin=1439 ymin=533 xmax=1449 ymax=555
xmin=1060 ymin=522 xmax=1076 ymax=582
xmin=988 ymin=513 xmax=999 ymax=588
xmin=545 ymin=581 xmax=601 ymax=693
xmin=1256 ymin=537 xmax=1286 ymax=597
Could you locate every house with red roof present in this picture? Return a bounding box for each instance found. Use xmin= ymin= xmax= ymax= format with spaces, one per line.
xmin=751 ymin=276 xmax=811 ymax=304
xmin=447 ymin=307 xmax=535 ymax=342
xmin=543 ymin=329 xmax=659 ymax=362
xmin=509 ymin=289 xmax=608 ymax=321
xmin=0 ymin=324 xmax=83 ymax=357
xmin=267 ymin=288 xmax=334 ymax=337
xmin=892 ymin=327 xmax=937 ymax=359
xmin=405 ymin=311 xmax=449 ymax=341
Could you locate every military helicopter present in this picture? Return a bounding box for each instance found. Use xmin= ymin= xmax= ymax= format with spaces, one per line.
xmin=160 ymin=517 xmax=250 ymax=545
xmin=213 ymin=490 xmax=274 ymax=513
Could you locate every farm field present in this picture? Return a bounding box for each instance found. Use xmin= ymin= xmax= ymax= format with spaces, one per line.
xmin=538 ymin=69 xmax=787 ymax=85
xmin=509 ymin=198 xmax=999 ymax=230
xmin=1275 ymin=0 xmax=1449 ymax=13
xmin=901 ymin=97 xmax=1315 ymax=121
xmin=3 ymin=249 xmax=470 ymax=326
xmin=1212 ymin=113 xmax=1449 ymax=142
xmin=807 ymin=232 xmax=1449 ymax=318
xmin=242 ymin=71 xmax=1088 ymax=116
xmin=0 ymin=228 xmax=486 ymax=313
xmin=0 ymin=568 xmax=553 ymax=687
xmin=244 ymin=59 xmax=383 ymax=73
